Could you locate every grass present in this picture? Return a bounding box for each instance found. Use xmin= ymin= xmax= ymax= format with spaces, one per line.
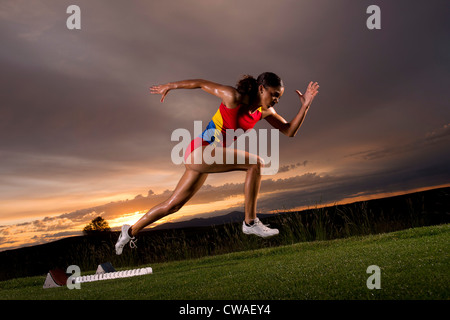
xmin=1 ymin=224 xmax=449 ymax=300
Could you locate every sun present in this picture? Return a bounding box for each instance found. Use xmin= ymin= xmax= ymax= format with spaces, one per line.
xmin=108 ymin=211 xmax=147 ymax=229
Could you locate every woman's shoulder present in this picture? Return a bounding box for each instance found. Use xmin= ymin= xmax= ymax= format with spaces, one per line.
xmin=222 ymin=89 xmax=245 ymax=109
xmin=260 ymin=106 xmax=277 ymax=119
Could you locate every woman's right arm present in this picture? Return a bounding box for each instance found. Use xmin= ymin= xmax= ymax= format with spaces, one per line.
xmin=150 ymin=79 xmax=239 ymax=107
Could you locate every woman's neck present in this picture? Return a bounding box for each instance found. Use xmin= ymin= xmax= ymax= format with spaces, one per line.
xmin=242 ymin=95 xmax=263 ymax=113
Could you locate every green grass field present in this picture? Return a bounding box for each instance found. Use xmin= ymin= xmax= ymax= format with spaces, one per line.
xmin=1 ymin=224 xmax=448 ymax=300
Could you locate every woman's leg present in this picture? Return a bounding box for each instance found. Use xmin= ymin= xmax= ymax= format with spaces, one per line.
xmin=130 ymin=145 xmax=263 ymax=236
xmin=129 ymin=169 xmax=208 ymax=236
xmin=186 ymin=145 xmax=263 ymax=224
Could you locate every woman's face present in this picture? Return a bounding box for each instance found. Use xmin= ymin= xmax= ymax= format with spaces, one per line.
xmin=259 ymin=85 xmax=284 ymax=108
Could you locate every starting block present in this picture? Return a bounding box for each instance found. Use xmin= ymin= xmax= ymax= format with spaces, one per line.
xmin=74 ymin=266 xmax=152 ymax=284
xmin=96 ymin=262 xmax=116 ymax=274
xmin=43 ymin=262 xmax=152 ymax=288
xmin=43 ymin=268 xmax=69 ymax=289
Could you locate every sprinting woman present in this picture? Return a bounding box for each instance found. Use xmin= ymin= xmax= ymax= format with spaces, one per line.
xmin=116 ymin=72 xmax=319 ymax=254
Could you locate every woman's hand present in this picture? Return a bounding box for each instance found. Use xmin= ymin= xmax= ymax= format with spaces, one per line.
xmin=150 ymin=84 xmax=172 ymax=102
xmin=296 ymin=81 xmax=319 ymax=109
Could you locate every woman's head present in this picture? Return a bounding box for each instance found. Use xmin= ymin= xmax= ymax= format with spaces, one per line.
xmin=257 ymin=72 xmax=284 ymax=90
xmin=236 ymin=72 xmax=284 ymax=107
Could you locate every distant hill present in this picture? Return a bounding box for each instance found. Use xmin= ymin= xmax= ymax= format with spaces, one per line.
xmin=150 ymin=211 xmax=273 ymax=231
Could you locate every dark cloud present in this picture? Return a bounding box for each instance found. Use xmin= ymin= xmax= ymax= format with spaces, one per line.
xmin=0 ymin=59 xmax=170 ymax=159
xmin=345 ymin=123 xmax=450 ymax=162
xmin=278 ymin=161 xmax=308 ymax=173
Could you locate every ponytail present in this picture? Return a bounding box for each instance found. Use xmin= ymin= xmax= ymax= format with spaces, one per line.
xmin=236 ymin=75 xmax=258 ymax=99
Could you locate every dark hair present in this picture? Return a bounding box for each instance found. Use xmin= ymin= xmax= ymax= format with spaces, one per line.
xmin=236 ymin=74 xmax=258 ymax=97
xmin=257 ymin=72 xmax=284 ymax=89
xmin=236 ymin=72 xmax=283 ymax=101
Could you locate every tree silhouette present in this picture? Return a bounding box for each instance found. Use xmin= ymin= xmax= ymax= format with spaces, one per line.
xmin=83 ymin=217 xmax=111 ymax=235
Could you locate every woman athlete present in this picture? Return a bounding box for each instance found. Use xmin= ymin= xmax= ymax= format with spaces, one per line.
xmin=116 ymin=72 xmax=319 ymax=254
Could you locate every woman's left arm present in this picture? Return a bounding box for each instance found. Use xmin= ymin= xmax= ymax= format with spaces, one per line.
xmin=265 ymin=81 xmax=319 ymax=137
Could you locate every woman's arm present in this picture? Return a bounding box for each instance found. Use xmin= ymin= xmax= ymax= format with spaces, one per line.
xmin=265 ymin=81 xmax=319 ymax=137
xmin=150 ymin=79 xmax=239 ymax=107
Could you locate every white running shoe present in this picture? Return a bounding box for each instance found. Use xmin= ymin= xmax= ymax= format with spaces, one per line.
xmin=115 ymin=224 xmax=137 ymax=255
xmin=242 ymin=218 xmax=279 ymax=238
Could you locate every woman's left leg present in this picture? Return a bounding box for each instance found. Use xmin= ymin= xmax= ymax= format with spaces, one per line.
xmin=129 ymin=168 xmax=208 ymax=236
xmin=115 ymin=168 xmax=207 ymax=254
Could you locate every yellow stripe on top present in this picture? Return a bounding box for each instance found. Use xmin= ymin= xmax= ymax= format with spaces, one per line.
xmin=211 ymin=108 xmax=223 ymax=130
xmin=211 ymin=107 xmax=223 ymax=143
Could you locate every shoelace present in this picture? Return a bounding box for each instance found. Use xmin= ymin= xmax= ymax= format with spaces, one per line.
xmin=254 ymin=219 xmax=272 ymax=231
xmin=129 ymin=238 xmax=138 ymax=249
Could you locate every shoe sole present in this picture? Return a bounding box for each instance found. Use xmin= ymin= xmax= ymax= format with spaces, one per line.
xmin=242 ymin=229 xmax=279 ymax=238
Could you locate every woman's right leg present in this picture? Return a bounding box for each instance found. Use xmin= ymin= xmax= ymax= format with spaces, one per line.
xmin=186 ymin=146 xmax=277 ymax=237
xmin=185 ymin=145 xmax=263 ymax=224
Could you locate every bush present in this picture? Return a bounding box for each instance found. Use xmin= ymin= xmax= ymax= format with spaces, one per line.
xmin=83 ymin=217 xmax=111 ymax=235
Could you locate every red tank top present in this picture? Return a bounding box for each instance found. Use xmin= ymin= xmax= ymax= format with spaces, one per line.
xmin=202 ymin=103 xmax=262 ymax=145
xmin=212 ymin=103 xmax=261 ymax=131
xmin=184 ymin=103 xmax=262 ymax=160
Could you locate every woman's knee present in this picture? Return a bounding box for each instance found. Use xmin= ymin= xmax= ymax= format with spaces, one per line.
xmin=248 ymin=156 xmax=264 ymax=174
xmin=163 ymin=202 xmax=182 ymax=215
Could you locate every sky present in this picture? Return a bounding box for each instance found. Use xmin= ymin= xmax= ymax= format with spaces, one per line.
xmin=1 ymin=0 xmax=449 ymax=251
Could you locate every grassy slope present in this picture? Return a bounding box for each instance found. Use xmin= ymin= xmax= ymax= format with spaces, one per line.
xmin=1 ymin=224 xmax=449 ymax=300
